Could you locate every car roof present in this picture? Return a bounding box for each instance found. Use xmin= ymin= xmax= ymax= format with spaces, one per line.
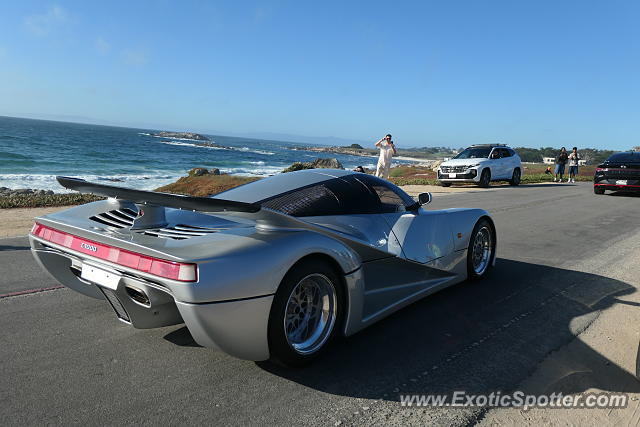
xmin=213 ymin=169 xmax=356 ymax=203
xmin=469 ymin=144 xmax=511 ymax=148
xmin=604 ymin=151 xmax=640 ymax=163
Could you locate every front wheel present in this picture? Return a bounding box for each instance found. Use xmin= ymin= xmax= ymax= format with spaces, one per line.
xmin=467 ymin=219 xmax=495 ymax=280
xmin=509 ymin=168 xmax=521 ymax=186
xmin=479 ymin=169 xmax=491 ymax=188
xmin=268 ymin=259 xmax=343 ymax=367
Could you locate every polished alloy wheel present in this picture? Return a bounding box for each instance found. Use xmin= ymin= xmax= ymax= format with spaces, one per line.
xmin=284 ymin=273 xmax=337 ymax=355
xmin=472 ymin=226 xmax=492 ymax=275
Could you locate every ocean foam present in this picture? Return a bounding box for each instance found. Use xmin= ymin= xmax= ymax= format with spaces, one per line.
xmin=152 ymin=135 xmax=215 ymax=143
xmin=233 ymin=147 xmax=275 ymax=155
xmin=0 ymin=173 xmax=181 ymax=192
xmin=158 ymin=140 xmax=226 ymax=150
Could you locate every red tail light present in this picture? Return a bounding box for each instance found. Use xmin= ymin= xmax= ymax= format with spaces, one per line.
xmin=31 ymin=223 xmax=197 ymax=282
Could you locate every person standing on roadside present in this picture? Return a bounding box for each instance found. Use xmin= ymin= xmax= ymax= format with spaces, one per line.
xmin=554 ymin=147 xmax=569 ymax=182
xmin=568 ymin=147 xmax=580 ymax=183
xmin=375 ymin=134 xmax=397 ymax=179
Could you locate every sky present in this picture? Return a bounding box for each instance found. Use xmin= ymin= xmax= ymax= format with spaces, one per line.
xmin=0 ymin=0 xmax=638 ymax=150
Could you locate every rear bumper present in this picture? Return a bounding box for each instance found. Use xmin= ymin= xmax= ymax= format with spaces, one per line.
xmin=594 ymin=177 xmax=640 ymax=191
xmin=437 ymin=170 xmax=480 ymax=183
xmin=594 ymin=183 xmax=640 ymax=191
xmin=30 ymin=238 xmax=183 ymax=328
xmin=30 ymin=235 xmax=275 ymax=360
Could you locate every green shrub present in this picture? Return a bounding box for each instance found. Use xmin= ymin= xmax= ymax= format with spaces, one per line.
xmin=0 ymin=193 xmax=103 ymax=209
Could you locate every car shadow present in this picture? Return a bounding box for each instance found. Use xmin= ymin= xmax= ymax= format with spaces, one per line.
xmin=163 ymin=326 xmax=201 ymax=347
xmin=255 ymin=258 xmax=639 ymax=400
xmin=0 ymin=245 xmax=31 ymax=251
xmin=514 ymin=183 xmax=574 ymax=188
xmin=607 ymin=191 xmax=640 ymax=198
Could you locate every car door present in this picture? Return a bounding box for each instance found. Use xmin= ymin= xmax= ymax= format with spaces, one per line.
xmin=360 ymin=180 xmax=455 ymax=263
xmin=490 ymin=148 xmax=508 ymax=179
xmin=381 ymin=210 xmax=454 ymax=263
xmin=500 ymin=148 xmax=516 ymax=178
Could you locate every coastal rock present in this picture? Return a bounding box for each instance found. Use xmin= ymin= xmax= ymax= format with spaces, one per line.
xmin=282 ymin=157 xmax=344 ymax=173
xmin=311 ymin=158 xmax=344 ymax=169
xmin=209 ymin=168 xmax=221 ymax=175
xmin=282 ymin=162 xmax=315 ymax=173
xmin=154 ymin=131 xmax=210 ymax=141
xmin=188 ymin=167 xmax=210 ymax=177
xmin=14 ymin=189 xmax=34 ymax=195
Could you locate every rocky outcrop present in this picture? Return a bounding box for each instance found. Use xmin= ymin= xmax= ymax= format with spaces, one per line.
xmin=0 ymin=187 xmax=55 ymax=197
xmin=187 ymin=167 xmax=222 ymax=177
xmin=282 ymin=158 xmax=344 ymax=173
xmin=311 ymin=158 xmax=343 ymax=169
xmin=153 ymin=131 xmax=210 ymax=141
xmin=282 ymin=162 xmax=315 ymax=173
xmin=188 ymin=167 xmax=210 ymax=177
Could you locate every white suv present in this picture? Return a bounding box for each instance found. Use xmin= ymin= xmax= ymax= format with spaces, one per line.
xmin=437 ymin=144 xmax=522 ymax=187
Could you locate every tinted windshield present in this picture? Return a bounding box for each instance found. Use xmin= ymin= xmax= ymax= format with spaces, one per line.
xmin=454 ymin=147 xmax=492 ymax=159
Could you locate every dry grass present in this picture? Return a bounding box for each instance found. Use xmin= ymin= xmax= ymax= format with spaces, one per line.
xmin=154 ymin=174 xmax=260 ymax=197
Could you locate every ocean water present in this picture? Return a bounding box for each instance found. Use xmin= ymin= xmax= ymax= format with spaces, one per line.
xmin=0 ymin=116 xmax=409 ymax=192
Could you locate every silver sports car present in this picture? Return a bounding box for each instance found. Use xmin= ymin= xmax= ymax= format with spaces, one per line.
xmin=30 ymin=169 xmax=496 ymax=366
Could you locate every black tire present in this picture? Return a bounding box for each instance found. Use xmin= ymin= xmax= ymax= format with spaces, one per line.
xmin=594 ymin=187 xmax=605 ymax=195
xmin=268 ymin=258 xmax=344 ymax=367
xmin=467 ymin=218 xmax=495 ymax=280
xmin=509 ymin=168 xmax=521 ymax=186
xmin=479 ymin=169 xmax=491 ymax=188
xmin=440 ymin=181 xmax=452 ymax=187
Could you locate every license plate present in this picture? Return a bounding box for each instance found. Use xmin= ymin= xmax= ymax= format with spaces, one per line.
xmin=616 ymin=180 xmax=628 ymax=185
xmin=81 ymin=263 xmax=121 ymax=290
xmin=449 ymin=173 xmax=457 ymax=178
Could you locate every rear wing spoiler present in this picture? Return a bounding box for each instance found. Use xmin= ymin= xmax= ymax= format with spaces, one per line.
xmin=57 ymin=176 xmax=260 ymax=213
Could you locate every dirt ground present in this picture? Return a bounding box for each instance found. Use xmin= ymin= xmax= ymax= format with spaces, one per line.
xmin=0 ymin=206 xmax=67 ymax=238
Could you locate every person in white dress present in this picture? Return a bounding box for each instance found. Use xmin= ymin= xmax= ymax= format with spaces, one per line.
xmin=375 ymin=134 xmax=397 ymax=179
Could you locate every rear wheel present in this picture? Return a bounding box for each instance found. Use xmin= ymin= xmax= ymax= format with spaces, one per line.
xmin=509 ymin=168 xmax=521 ymax=186
xmin=268 ymin=259 xmax=343 ymax=367
xmin=467 ymin=219 xmax=495 ymax=280
xmin=594 ymin=187 xmax=605 ymax=195
xmin=440 ymin=181 xmax=452 ymax=187
xmin=479 ymin=169 xmax=491 ymax=188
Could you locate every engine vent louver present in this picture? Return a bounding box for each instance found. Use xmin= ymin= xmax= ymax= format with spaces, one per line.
xmin=90 ymin=209 xmax=227 ymax=240
xmin=141 ymin=224 xmax=229 ymax=240
xmin=90 ymin=208 xmax=137 ymax=229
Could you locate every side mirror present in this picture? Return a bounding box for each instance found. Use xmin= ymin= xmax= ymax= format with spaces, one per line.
xmin=418 ymin=192 xmax=432 ymax=206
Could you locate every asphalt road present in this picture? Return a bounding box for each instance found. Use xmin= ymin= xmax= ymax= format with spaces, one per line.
xmin=1 ymin=182 xmax=639 ymax=426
